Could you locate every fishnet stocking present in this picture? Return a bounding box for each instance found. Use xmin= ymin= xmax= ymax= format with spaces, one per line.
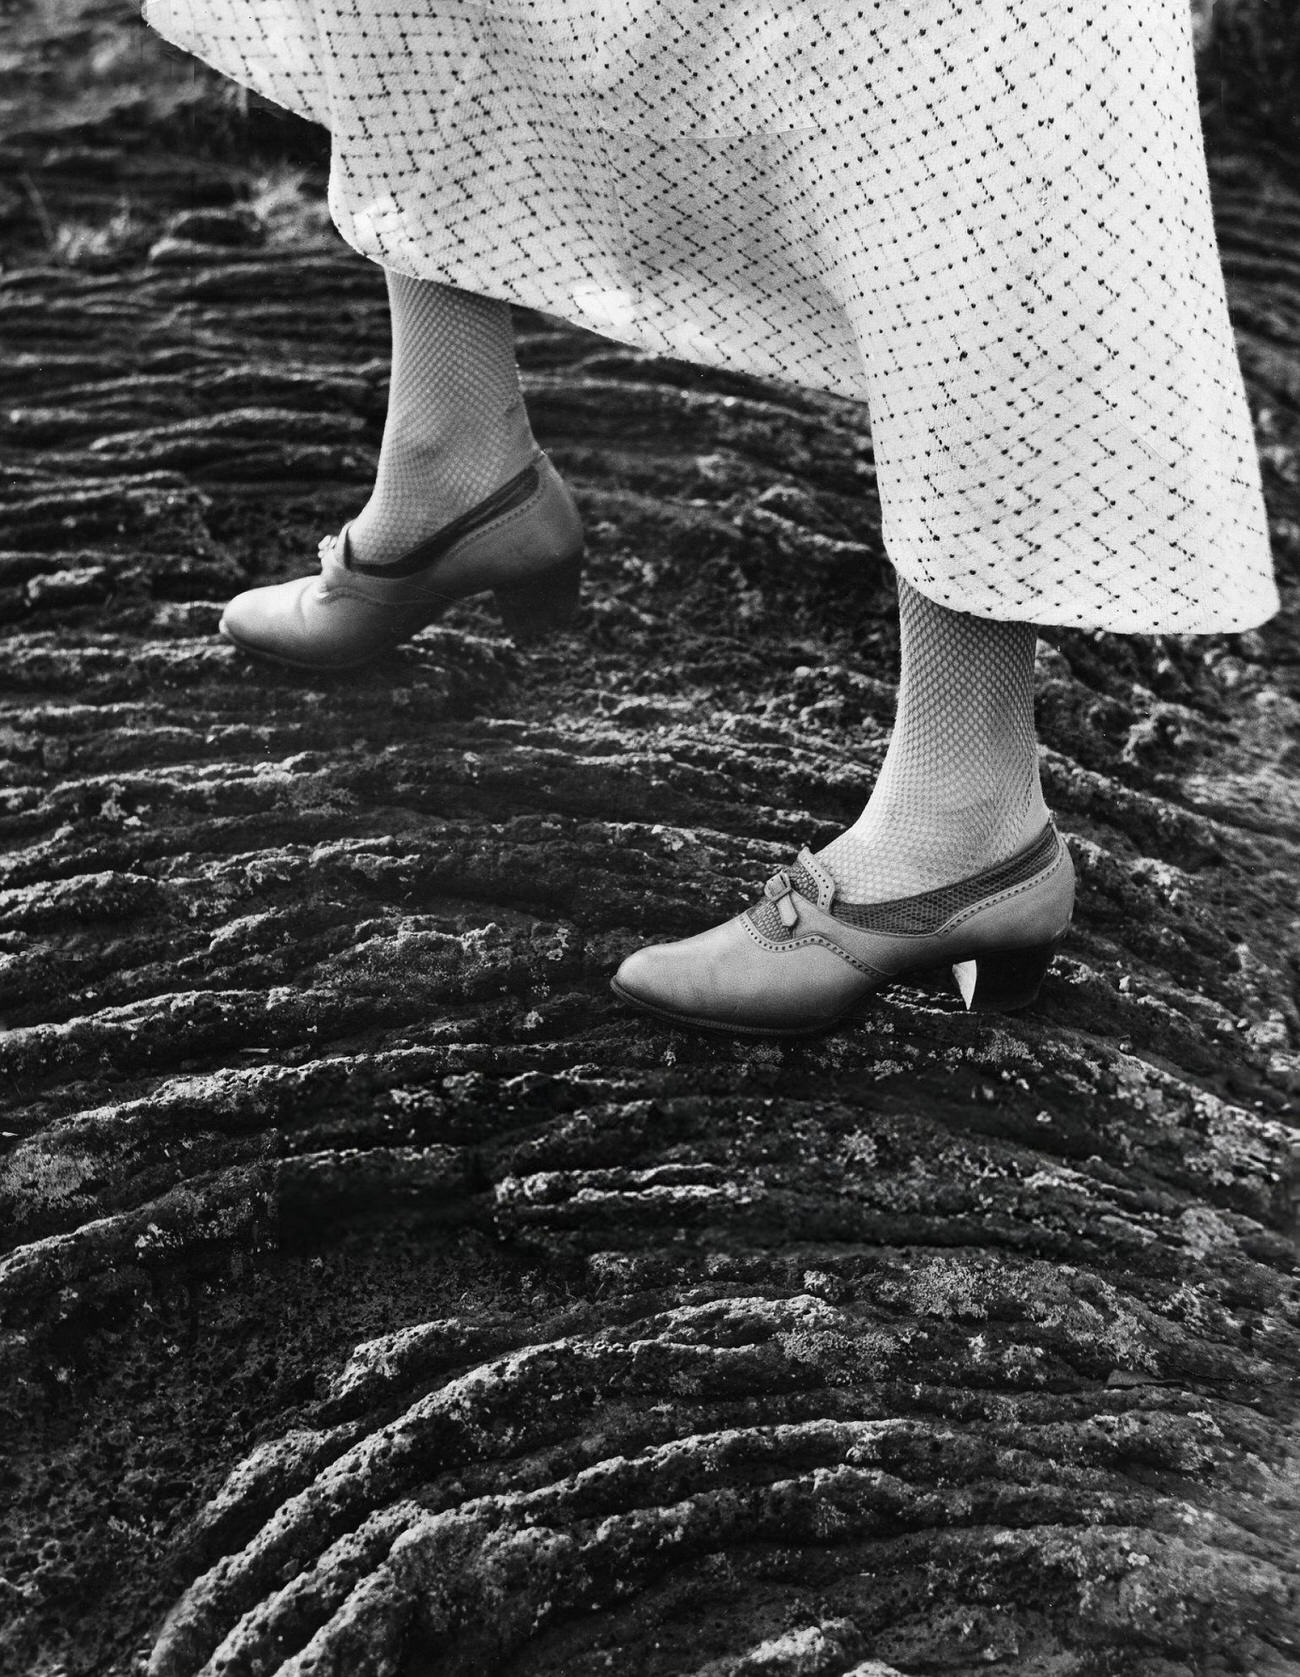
xmin=347 ymin=271 xmax=537 ymax=567
xmin=816 ymin=576 xmax=1049 ymax=904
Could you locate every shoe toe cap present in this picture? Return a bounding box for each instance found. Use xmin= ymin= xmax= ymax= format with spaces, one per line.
xmin=612 ymin=943 xmax=676 ymax=1006
xmin=220 ymin=577 xmax=327 ymax=660
xmin=219 ymin=581 xmax=290 ymax=652
xmin=612 ymin=920 xmax=762 ymax=1027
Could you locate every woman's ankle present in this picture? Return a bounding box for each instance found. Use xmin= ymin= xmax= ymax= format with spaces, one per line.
xmin=347 ymin=416 xmax=538 ymax=567
xmin=351 ymin=271 xmax=536 ymax=567
xmin=816 ymin=782 xmax=1050 ymax=905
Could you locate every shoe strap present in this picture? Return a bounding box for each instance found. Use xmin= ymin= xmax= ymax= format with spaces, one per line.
xmin=345 ymin=457 xmax=544 ymax=579
xmin=794 ymin=848 xmax=837 ymax=911
xmin=317 ymin=525 xmax=353 ymax=590
xmin=762 ymin=870 xmax=801 ymax=929
xmin=760 ymin=847 xmax=835 ymax=933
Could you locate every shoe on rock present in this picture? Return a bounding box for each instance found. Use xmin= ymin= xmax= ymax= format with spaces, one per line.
xmin=219 ymin=452 xmax=584 ymax=671
xmin=611 ymin=824 xmax=1075 ymax=1036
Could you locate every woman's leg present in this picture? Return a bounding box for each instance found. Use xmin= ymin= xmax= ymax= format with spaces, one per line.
xmin=218 ymin=273 xmax=583 ymax=667
xmin=347 ymin=271 xmax=539 ymax=566
xmin=815 ymin=577 xmax=1049 ymax=901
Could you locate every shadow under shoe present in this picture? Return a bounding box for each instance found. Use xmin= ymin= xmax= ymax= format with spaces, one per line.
xmin=611 ymin=823 xmax=1076 ymax=1036
xmin=219 ymin=452 xmax=584 ymax=671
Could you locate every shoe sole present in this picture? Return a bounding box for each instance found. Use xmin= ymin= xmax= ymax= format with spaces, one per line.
xmin=217 ymin=620 xmax=392 ymax=672
xmin=609 ymin=934 xmax=1067 ymax=1037
xmin=608 ymin=976 xmax=859 ymax=1037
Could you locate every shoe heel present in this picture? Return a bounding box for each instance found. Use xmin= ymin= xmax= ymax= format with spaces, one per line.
xmin=951 ymin=940 xmax=1061 ymax=1014
xmin=494 ymin=551 xmax=583 ymax=640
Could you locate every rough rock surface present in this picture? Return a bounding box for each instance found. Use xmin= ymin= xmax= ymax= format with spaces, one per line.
xmin=1 ymin=4 xmax=1298 ymax=1675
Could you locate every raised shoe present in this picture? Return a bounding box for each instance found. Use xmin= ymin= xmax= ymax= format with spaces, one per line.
xmin=611 ymin=823 xmax=1075 ymax=1035
xmin=219 ymin=451 xmax=583 ymax=671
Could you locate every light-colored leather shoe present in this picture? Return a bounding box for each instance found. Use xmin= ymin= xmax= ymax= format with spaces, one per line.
xmin=611 ymin=823 xmax=1075 ymax=1035
xmin=219 ymin=452 xmax=583 ymax=670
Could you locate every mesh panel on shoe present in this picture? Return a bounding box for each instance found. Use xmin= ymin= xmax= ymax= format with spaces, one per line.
xmin=747 ymin=899 xmax=787 ymax=939
xmin=747 ymin=827 xmax=1056 ymax=941
xmin=349 ymin=460 xmax=540 ymax=578
xmin=828 ymin=822 xmax=1058 ymax=934
xmin=745 ymin=859 xmax=823 ymax=940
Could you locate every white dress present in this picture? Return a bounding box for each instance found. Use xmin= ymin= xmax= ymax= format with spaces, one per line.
xmin=144 ymin=0 xmax=1279 ymax=634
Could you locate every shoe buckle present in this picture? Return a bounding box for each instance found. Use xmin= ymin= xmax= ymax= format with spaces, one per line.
xmin=763 ymin=870 xmax=800 ymax=929
xmin=316 ymin=533 xmax=346 ymax=597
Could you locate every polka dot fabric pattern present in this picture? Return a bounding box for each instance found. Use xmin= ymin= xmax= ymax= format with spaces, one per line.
xmin=143 ymin=0 xmax=1279 ymax=633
